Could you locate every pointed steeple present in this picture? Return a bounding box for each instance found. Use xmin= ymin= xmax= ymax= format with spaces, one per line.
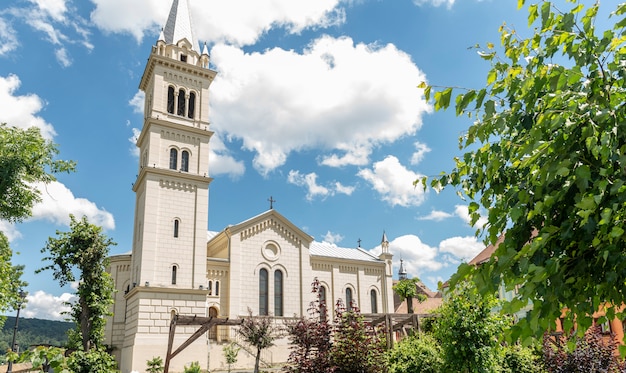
xmin=381 ymin=230 xmax=389 ymax=254
xmin=163 ymin=0 xmax=198 ymax=51
xmin=398 ymin=259 xmax=407 ymax=280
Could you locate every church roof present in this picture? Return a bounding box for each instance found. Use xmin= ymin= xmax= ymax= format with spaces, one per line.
xmin=163 ymin=0 xmax=198 ymax=51
xmin=310 ymin=241 xmax=382 ymax=262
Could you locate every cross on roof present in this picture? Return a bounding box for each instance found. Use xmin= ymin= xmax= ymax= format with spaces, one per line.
xmin=268 ymin=196 xmax=276 ymax=209
xmin=357 ymin=238 xmax=362 ymax=247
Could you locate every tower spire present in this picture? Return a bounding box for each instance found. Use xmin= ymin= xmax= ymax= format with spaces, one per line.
xmin=163 ymin=0 xmax=198 ymax=51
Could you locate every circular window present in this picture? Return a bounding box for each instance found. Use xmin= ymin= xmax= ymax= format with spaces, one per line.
xmin=262 ymin=242 xmax=280 ymax=261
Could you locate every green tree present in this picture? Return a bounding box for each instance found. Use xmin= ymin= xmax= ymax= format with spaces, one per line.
xmin=0 ymin=232 xmax=25 ymax=325
xmin=0 ymin=123 xmax=74 ymax=222
xmin=434 ymin=281 xmax=506 ymax=372
xmin=422 ymin=1 xmax=626 ymax=342
xmin=38 ymin=215 xmax=116 ymax=354
xmin=223 ymin=343 xmax=239 ymax=373
xmin=392 ymin=278 xmax=426 ymax=314
xmin=238 ymin=309 xmax=278 ymax=373
xmin=0 ymin=123 xmax=73 ymax=325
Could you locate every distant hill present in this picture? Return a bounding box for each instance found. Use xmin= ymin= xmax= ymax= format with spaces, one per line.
xmin=0 ymin=316 xmax=74 ymax=355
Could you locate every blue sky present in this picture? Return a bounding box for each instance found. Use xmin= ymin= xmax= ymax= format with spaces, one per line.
xmin=0 ymin=0 xmax=593 ymax=320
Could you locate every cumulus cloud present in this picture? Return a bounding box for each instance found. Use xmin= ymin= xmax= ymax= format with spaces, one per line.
xmin=90 ymin=0 xmax=346 ymax=46
xmin=418 ymin=210 xmax=453 ymax=221
xmin=413 ymin=0 xmax=456 ymax=9
xmin=322 ymin=231 xmax=344 ymax=245
xmin=129 ymin=91 xmax=144 ymax=114
xmin=128 ymin=128 xmax=141 ymax=157
xmin=208 ymin=135 xmax=246 ymax=179
xmin=410 ymin=141 xmax=431 ymax=165
xmin=287 ymin=170 xmax=355 ymax=200
xmin=0 ymin=74 xmax=55 ymax=139
xmin=288 ymin=171 xmax=330 ymax=200
xmin=0 ymin=221 xmax=22 ymax=242
xmin=455 ymin=204 xmax=488 ymax=228
xmin=0 ymin=18 xmax=19 ymax=56
xmin=31 ymin=181 xmax=115 ymax=230
xmin=358 ymin=156 xmax=426 ymax=207
xmin=370 ymin=234 xmax=442 ymax=276
xmin=439 ymin=235 xmax=484 ymax=262
xmin=211 ymin=36 xmax=430 ymax=174
xmin=21 ymin=290 xmax=74 ymax=321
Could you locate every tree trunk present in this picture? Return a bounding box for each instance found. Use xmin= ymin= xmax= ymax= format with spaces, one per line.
xmin=254 ymin=348 xmax=261 ymax=373
xmin=407 ymin=296 xmax=414 ymax=314
xmin=81 ymin=299 xmax=91 ymax=351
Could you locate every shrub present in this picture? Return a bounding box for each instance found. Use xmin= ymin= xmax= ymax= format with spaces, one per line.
xmin=386 ymin=334 xmax=443 ymax=373
xmin=543 ymin=326 xmax=625 ymax=373
xmin=184 ymin=360 xmax=201 ymax=373
xmin=146 ymin=356 xmax=164 ymax=373
xmin=67 ymin=347 xmax=118 ymax=373
xmin=500 ymin=344 xmax=543 ymax=373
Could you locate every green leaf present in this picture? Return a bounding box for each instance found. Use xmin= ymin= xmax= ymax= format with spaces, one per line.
xmin=434 ymin=87 xmax=453 ymax=111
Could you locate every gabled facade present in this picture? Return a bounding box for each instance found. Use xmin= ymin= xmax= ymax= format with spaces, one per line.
xmin=104 ymin=1 xmax=394 ymax=372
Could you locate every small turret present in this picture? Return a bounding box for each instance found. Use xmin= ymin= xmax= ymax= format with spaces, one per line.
xmin=398 ymin=259 xmax=407 ymax=280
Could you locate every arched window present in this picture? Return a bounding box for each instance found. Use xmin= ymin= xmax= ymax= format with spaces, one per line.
xmin=215 ymin=281 xmax=220 ymax=296
xmin=173 ymin=219 xmax=179 ymax=238
xmin=274 ymin=270 xmax=283 ymax=316
xmin=208 ymin=307 xmax=218 ymax=339
xmin=207 ymin=281 xmax=212 ymax=295
xmin=370 ymin=289 xmax=378 ymax=314
xmin=346 ymin=288 xmax=353 ymax=311
xmin=167 ymin=86 xmax=175 ymax=114
xmin=177 ymin=89 xmax=186 ymax=116
xmin=319 ymin=285 xmax=327 ymax=320
xmin=169 ymin=149 xmax=178 ymax=170
xmin=259 ymin=269 xmax=268 ymax=316
xmin=171 ymin=265 xmax=177 ymax=285
xmin=181 ymin=151 xmax=189 ymax=172
xmin=188 ymin=92 xmax=196 ymax=119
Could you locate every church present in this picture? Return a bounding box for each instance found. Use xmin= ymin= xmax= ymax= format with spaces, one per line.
xmin=104 ymin=1 xmax=394 ymax=372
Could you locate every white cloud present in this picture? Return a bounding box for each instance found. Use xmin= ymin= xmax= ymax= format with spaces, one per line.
xmin=28 ymin=0 xmax=68 ymax=22
xmin=0 ymin=221 xmax=22 ymax=242
xmin=455 ymin=204 xmax=488 ymax=228
xmin=334 ymin=182 xmax=355 ymax=196
xmin=413 ymin=0 xmax=456 ymax=9
xmin=22 ymin=290 xmax=74 ymax=321
xmin=31 ymin=181 xmax=116 ymax=230
xmin=439 ymin=235 xmax=484 ymax=262
xmin=0 ymin=74 xmax=56 ymax=139
xmin=54 ymin=47 xmax=71 ymax=67
xmin=287 ymin=170 xmax=355 ymax=200
xmin=211 ymin=36 xmax=430 ymax=174
xmin=0 ymin=18 xmax=19 ymax=56
xmin=410 ymin=141 xmax=431 ymax=165
xmin=322 ymin=231 xmax=344 ymax=245
xmin=129 ymin=91 xmax=144 ymax=114
xmin=5 ymin=0 xmax=92 ymax=66
xmin=370 ymin=234 xmax=442 ymax=276
xmin=208 ymin=135 xmax=245 ymax=179
xmin=358 ymin=156 xmax=426 ymax=207
xmin=90 ymin=0 xmax=346 ymax=47
xmin=287 ymin=171 xmax=330 ymax=200
xmin=418 ymin=210 xmax=453 ymax=221
xmin=128 ymin=128 xmax=141 ymax=157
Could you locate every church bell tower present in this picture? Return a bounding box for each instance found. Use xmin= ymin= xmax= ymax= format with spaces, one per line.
xmin=119 ymin=1 xmax=216 ymax=370
xmin=132 ymin=0 xmax=215 ymax=290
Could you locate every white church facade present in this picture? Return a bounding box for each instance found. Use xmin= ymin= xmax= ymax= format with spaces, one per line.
xmin=104 ymin=1 xmax=394 ymax=372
